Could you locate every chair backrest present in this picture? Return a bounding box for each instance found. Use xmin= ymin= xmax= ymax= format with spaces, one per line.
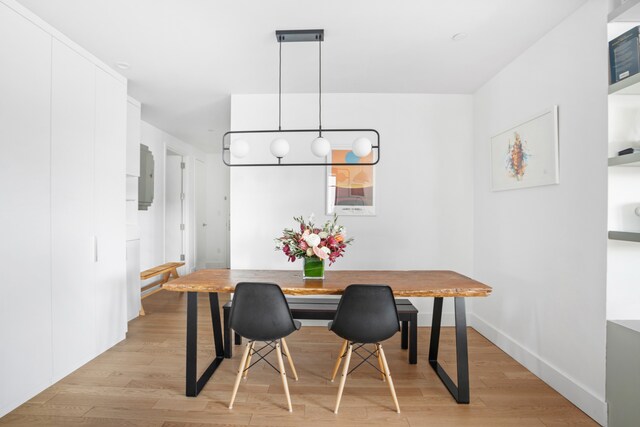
xmin=229 ymin=282 xmax=297 ymax=341
xmin=330 ymin=284 xmax=400 ymax=344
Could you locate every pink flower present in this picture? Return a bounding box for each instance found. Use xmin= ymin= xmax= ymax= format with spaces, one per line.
xmin=313 ymin=245 xmax=329 ymax=260
xmin=299 ymin=240 xmax=308 ymax=250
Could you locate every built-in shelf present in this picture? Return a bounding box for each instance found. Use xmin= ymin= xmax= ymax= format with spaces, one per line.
xmin=609 ymin=72 xmax=640 ymax=95
xmin=608 ymin=231 xmax=640 ymax=242
xmin=608 ymin=152 xmax=640 ymax=166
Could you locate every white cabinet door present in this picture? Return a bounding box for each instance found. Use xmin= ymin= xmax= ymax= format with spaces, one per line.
xmin=0 ymin=5 xmax=52 ymax=415
xmin=50 ymin=39 xmax=97 ymax=382
xmin=126 ymin=100 xmax=141 ymax=177
xmin=126 ymin=239 xmax=141 ymax=320
xmin=94 ymin=69 xmax=127 ymax=353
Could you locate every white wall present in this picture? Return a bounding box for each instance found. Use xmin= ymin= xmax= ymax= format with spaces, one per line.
xmin=471 ymin=0 xmax=608 ymax=424
xmin=230 ymin=93 xmax=474 ymax=324
xmin=139 ymin=121 xmax=206 ymax=283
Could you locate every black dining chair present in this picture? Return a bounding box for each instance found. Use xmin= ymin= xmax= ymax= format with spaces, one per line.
xmin=329 ymin=284 xmax=401 ymax=414
xmin=228 ymin=282 xmax=301 ymax=412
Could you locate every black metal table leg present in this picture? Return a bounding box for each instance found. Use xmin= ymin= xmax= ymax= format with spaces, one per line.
xmin=401 ymin=321 xmax=408 ymax=350
xmin=235 ymin=331 xmax=242 ymax=345
xmin=223 ymin=305 xmax=232 ymax=358
xmin=409 ymin=312 xmax=417 ymax=364
xmin=428 ymin=296 xmax=470 ymax=404
xmin=185 ymin=292 xmax=225 ymax=397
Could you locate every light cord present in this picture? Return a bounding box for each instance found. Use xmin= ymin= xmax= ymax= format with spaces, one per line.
xmin=319 ymin=38 xmax=322 ymax=137
xmin=278 ymin=39 xmax=282 ymax=131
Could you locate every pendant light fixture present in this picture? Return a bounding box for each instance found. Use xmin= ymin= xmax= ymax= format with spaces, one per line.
xmin=222 ymin=29 xmax=380 ymax=167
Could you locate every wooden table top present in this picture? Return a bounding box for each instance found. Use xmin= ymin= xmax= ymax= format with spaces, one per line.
xmin=163 ymin=269 xmax=492 ymax=298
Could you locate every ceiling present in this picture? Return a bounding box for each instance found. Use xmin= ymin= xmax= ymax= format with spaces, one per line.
xmin=17 ymin=0 xmax=586 ymax=152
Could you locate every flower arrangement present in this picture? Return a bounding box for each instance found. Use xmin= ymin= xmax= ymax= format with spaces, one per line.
xmin=275 ymin=214 xmax=353 ymax=266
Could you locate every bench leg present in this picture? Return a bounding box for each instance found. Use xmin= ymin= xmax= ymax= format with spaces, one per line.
xmin=224 ymin=306 xmax=232 ymax=358
xmin=401 ymin=321 xmax=408 ymax=350
xmin=409 ymin=313 xmax=417 ymax=364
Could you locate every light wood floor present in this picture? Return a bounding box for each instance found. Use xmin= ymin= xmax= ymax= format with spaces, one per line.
xmin=0 ymin=291 xmax=597 ymax=426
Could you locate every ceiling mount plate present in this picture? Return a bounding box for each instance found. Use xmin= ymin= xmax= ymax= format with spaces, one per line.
xmin=276 ymin=29 xmax=324 ymax=43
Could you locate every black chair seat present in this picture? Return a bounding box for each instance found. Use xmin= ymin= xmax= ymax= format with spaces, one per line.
xmin=229 ymin=282 xmax=299 ymax=341
xmin=330 ymin=284 xmax=400 ymax=344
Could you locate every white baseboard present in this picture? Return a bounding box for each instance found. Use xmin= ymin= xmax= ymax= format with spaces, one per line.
xmin=469 ymin=313 xmax=607 ymax=426
xmin=204 ymin=261 xmax=227 ymax=269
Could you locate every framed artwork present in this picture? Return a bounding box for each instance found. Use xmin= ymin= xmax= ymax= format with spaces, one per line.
xmin=326 ymin=149 xmax=375 ymax=216
xmin=490 ymin=106 xmax=559 ymax=191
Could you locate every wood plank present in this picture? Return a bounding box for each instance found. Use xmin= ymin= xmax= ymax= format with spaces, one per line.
xmin=141 ymin=263 xmax=185 ymax=280
xmin=163 ymin=270 xmax=492 ymax=297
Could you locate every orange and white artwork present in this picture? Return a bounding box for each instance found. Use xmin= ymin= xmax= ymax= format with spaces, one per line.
xmin=326 ymin=149 xmax=375 ymax=215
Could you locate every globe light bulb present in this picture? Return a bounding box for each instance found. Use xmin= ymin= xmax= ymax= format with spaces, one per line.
xmin=310 ymin=137 xmax=331 ymax=157
xmin=270 ymin=138 xmax=290 ymax=158
xmin=352 ymin=137 xmax=372 ymax=157
xmin=230 ymin=139 xmax=249 ymax=158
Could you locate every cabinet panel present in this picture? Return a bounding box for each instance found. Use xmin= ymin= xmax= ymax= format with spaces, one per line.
xmin=94 ymin=69 xmax=128 ymax=353
xmin=0 ymin=4 xmax=52 ymax=415
xmin=126 ymin=239 xmax=141 ymax=321
xmin=50 ymin=39 xmax=96 ymax=381
xmin=127 ymin=100 xmax=141 ymax=177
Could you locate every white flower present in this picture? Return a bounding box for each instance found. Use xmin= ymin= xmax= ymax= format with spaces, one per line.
xmin=306 ymin=248 xmax=314 ymax=256
xmin=304 ymin=233 xmax=321 ymax=247
xmin=318 ymin=231 xmax=328 ymax=239
xmin=321 ymin=246 xmax=331 ymax=254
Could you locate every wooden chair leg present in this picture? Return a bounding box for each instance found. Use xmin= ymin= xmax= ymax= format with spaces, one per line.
xmin=376 ymin=347 xmax=386 ymax=381
xmin=330 ymin=339 xmax=348 ymax=382
xmin=281 ymin=338 xmax=298 ymax=381
xmin=275 ymin=340 xmax=293 ymax=412
xmin=243 ymin=341 xmax=256 ymax=379
xmin=229 ymin=342 xmax=252 ymax=409
xmin=334 ymin=342 xmax=353 ymax=414
xmin=378 ymin=344 xmax=400 ymax=413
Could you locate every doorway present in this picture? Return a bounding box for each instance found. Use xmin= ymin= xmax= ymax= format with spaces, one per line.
xmin=195 ymin=159 xmax=207 ymax=270
xmin=165 ymin=149 xmax=184 ymax=268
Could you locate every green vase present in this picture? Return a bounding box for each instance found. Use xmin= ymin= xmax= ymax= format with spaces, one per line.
xmin=303 ymin=256 xmax=325 ymax=279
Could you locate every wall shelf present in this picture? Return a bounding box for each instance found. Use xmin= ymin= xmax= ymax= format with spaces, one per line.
xmin=609 ymin=72 xmax=640 ymax=95
xmin=608 ymin=152 xmax=640 ymax=166
xmin=608 ymin=231 xmax=640 ymax=242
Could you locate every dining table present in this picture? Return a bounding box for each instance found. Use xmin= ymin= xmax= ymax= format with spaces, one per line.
xmin=163 ymin=269 xmax=492 ymax=404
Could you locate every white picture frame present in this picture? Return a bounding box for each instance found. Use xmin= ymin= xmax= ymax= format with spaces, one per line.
xmin=490 ymin=105 xmax=559 ymax=191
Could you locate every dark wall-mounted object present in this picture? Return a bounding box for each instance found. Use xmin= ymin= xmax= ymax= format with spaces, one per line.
xmin=138 ymin=144 xmax=154 ymax=210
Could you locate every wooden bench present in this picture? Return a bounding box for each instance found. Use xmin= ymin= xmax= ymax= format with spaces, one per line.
xmin=222 ymin=297 xmax=418 ymax=364
xmin=139 ymin=262 xmax=185 ymax=316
